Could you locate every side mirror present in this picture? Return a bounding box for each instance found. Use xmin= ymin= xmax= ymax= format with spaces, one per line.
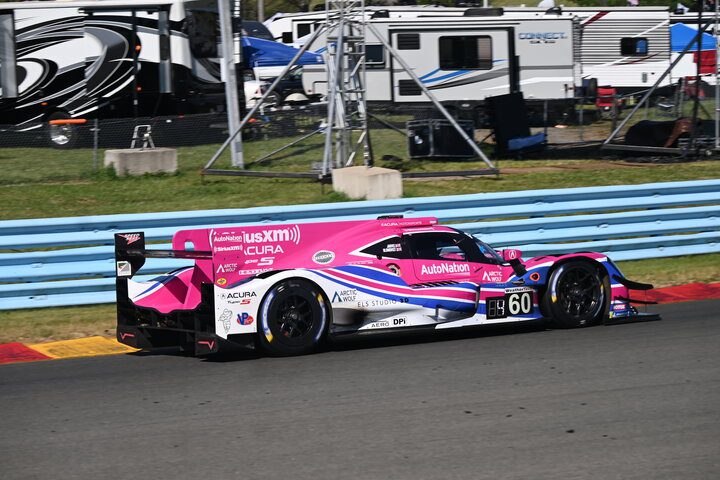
xmin=500 ymin=249 xmax=526 ymax=278
xmin=500 ymin=249 xmax=522 ymax=261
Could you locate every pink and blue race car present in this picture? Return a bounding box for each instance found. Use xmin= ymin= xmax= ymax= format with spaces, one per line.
xmin=114 ymin=216 xmax=659 ymax=356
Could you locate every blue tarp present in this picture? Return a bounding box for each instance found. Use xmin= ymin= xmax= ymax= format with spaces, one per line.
xmin=671 ymin=23 xmax=717 ymax=52
xmin=242 ymin=36 xmax=324 ymax=67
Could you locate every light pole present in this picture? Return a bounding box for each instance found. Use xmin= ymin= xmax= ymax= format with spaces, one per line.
xmin=218 ymin=0 xmax=243 ymax=167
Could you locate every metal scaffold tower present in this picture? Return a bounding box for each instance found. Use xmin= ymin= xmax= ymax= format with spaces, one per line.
xmin=321 ymin=0 xmax=374 ymax=176
xmin=203 ymin=0 xmax=496 ymax=179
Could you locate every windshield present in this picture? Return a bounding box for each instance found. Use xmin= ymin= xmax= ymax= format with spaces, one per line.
xmin=474 ymin=238 xmax=504 ymax=264
xmin=447 ymin=228 xmax=503 ymax=264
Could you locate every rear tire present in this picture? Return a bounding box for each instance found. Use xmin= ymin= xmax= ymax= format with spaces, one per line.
xmin=257 ymin=279 xmax=329 ymax=356
xmin=267 ymin=91 xmax=283 ymax=106
xmin=542 ymin=261 xmax=609 ymax=328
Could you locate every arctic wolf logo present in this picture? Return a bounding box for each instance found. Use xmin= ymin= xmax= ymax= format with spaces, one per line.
xmin=119 ymin=233 xmax=141 ymax=245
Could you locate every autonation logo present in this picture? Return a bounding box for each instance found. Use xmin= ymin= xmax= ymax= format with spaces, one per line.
xmin=420 ymin=263 xmax=470 ymax=275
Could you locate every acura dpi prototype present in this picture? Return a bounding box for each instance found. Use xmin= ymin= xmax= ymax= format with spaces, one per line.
xmin=115 ymin=217 xmax=659 ymax=356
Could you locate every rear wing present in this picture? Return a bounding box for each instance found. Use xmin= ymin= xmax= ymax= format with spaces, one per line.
xmin=114 ymin=232 xmax=212 ymax=278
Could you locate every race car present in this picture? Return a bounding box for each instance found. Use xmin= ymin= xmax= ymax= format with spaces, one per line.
xmin=114 ymin=216 xmax=659 ymax=356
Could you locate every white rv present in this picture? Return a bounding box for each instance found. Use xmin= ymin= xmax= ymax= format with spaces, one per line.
xmin=298 ymin=10 xmax=579 ymax=113
xmin=266 ymin=5 xmax=469 ymax=47
xmin=268 ymin=6 xmax=672 ymax=95
xmin=0 ymin=0 xmax=266 ymax=143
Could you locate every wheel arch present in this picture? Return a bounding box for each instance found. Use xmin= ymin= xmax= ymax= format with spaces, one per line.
xmin=539 ymin=255 xmax=611 ymax=321
xmin=256 ymin=273 xmax=333 ymax=335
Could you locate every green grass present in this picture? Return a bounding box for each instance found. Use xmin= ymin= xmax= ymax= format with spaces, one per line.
xmin=3 ymin=127 xmax=720 ymax=219
xmin=618 ymin=254 xmax=720 ymax=289
xmin=0 ymin=304 xmax=117 ymax=344
xmin=0 ymin=254 xmax=717 ymax=344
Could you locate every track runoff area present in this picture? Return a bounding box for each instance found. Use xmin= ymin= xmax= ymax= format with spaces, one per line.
xmin=1 ymin=299 xmax=718 ymax=480
xmin=1 ymin=282 xmax=719 ymax=365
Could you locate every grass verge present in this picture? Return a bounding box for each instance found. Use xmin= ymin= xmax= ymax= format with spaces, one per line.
xmin=1 ymin=253 xmax=717 ymax=344
xmin=2 ymin=129 xmax=720 ymax=219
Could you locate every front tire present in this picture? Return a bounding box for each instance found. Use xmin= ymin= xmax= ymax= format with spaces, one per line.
xmin=257 ymin=279 xmax=329 ymax=356
xmin=542 ymin=261 xmax=609 ymax=328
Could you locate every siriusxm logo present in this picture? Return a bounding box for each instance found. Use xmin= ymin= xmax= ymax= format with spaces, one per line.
xmin=213 ymin=225 xmax=301 ymax=245
xmin=519 ymin=32 xmax=567 ymax=41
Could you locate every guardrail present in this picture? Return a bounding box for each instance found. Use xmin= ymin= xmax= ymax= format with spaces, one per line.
xmin=2 ymin=179 xmax=719 ymax=310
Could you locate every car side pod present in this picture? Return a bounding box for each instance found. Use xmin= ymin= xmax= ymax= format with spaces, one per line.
xmin=604 ymin=274 xmax=661 ymax=326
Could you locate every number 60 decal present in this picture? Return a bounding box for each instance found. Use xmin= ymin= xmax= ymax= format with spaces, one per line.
xmin=508 ymin=292 xmax=532 ymax=315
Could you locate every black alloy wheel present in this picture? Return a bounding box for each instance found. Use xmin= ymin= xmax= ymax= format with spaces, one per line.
xmin=257 ymin=279 xmax=329 ymax=356
xmin=542 ymin=261 xmax=608 ymax=328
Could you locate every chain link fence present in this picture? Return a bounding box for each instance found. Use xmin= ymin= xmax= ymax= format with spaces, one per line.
xmin=1 ymin=83 xmax=717 ymax=177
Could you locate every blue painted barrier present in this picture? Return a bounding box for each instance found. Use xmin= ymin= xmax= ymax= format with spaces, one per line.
xmin=1 ymin=180 xmax=718 ymax=310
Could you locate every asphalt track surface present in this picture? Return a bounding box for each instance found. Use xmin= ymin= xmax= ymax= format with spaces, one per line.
xmin=1 ymin=301 xmax=719 ymax=480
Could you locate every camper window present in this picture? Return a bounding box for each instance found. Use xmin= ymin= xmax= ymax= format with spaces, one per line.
xmin=365 ymin=44 xmax=385 ymax=67
xmin=241 ymin=21 xmax=274 ymax=41
xmin=620 ymin=37 xmax=649 ymax=56
xmin=397 ymin=34 xmax=421 ymax=50
xmin=297 ymin=23 xmax=313 ymax=39
xmin=439 ymin=36 xmax=492 ymax=70
xmin=185 ymin=10 xmax=219 ymax=58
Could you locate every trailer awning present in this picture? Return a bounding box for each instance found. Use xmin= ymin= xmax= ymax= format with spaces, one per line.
xmin=671 ymin=23 xmax=717 ymax=52
xmin=242 ymin=36 xmax=324 ymax=67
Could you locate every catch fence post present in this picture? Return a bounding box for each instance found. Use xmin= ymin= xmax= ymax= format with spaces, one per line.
xmin=92 ymin=118 xmax=99 ymax=172
xmin=611 ymin=95 xmax=619 ymax=133
xmin=579 ymin=96 xmax=584 ymax=142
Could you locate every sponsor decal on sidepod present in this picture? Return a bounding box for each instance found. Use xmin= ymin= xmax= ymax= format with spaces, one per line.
xmin=420 ymin=263 xmax=470 ymax=275
xmin=213 ymin=225 xmax=301 ymax=245
xmin=237 ymin=313 xmax=254 ymax=326
xmin=313 ymin=250 xmax=335 ymax=264
xmin=219 ymin=309 xmax=233 ymax=333
xmin=482 ymin=270 xmax=503 ymax=282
